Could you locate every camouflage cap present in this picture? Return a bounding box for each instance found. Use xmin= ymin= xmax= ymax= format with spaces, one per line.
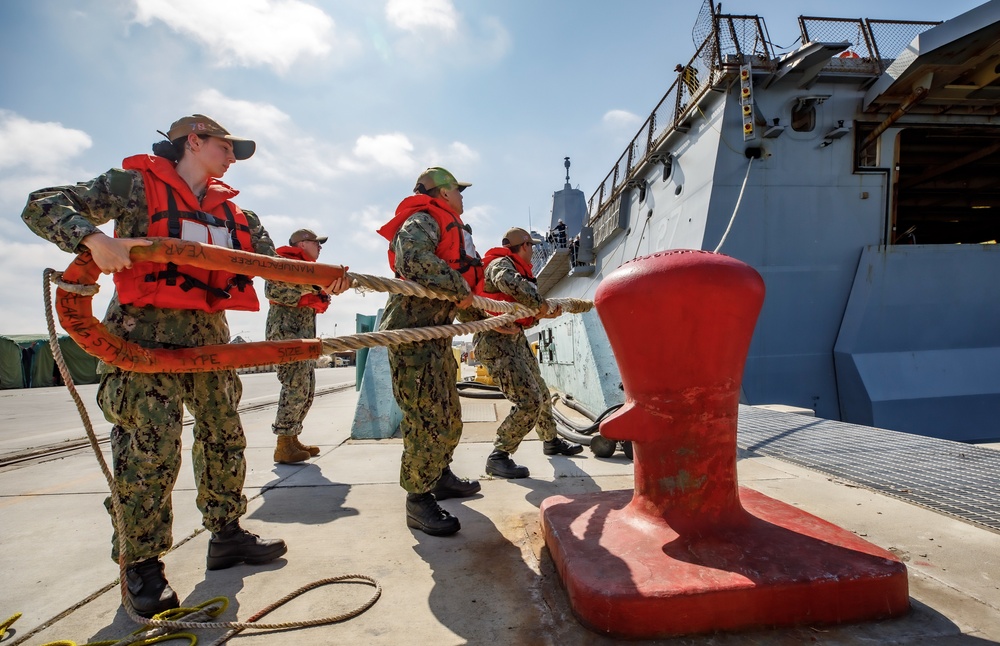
xmin=166 ymin=114 xmax=256 ymax=160
xmin=414 ymin=167 xmax=471 ymax=194
xmin=289 ymin=228 xmax=328 ymax=245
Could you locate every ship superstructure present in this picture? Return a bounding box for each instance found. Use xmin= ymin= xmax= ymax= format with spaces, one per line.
xmin=532 ymin=1 xmax=1000 ymax=441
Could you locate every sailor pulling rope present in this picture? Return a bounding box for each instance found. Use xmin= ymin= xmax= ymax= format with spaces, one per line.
xmin=30 ymin=240 xmax=592 ymax=645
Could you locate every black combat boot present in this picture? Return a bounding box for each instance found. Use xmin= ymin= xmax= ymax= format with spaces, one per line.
xmin=206 ymin=520 xmax=287 ymax=570
xmin=485 ymin=450 xmax=530 ymax=479
xmin=543 ymin=437 xmax=584 ymax=456
xmin=430 ymin=466 xmax=481 ymax=500
xmin=124 ymin=558 xmax=179 ymax=618
xmin=406 ymin=493 xmax=461 ymax=536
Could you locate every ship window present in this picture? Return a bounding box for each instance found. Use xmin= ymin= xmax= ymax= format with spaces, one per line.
xmin=892 ymin=126 xmax=1000 ymax=245
xmin=791 ymin=102 xmax=816 ymax=132
xmin=856 ymin=123 xmax=878 ymax=167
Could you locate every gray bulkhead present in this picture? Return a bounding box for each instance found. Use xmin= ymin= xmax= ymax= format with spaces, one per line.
xmin=532 ymin=4 xmax=1000 ymax=441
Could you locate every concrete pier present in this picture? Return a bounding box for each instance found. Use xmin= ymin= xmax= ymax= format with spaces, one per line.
xmin=0 ymin=368 xmax=998 ymax=645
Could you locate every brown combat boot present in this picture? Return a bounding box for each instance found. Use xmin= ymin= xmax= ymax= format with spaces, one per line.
xmin=274 ymin=435 xmax=310 ymax=464
xmin=293 ymin=435 xmax=320 ymax=457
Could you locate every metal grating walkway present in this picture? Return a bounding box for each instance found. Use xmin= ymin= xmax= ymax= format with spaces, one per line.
xmin=737 ymin=405 xmax=1000 ymax=534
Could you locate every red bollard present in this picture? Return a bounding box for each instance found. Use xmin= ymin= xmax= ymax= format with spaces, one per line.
xmin=539 ymin=251 xmax=908 ymax=638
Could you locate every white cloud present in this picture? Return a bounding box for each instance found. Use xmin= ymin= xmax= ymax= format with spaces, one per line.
xmin=0 ymin=112 xmax=96 ymax=218
xmin=461 ymin=203 xmax=495 ymax=233
xmin=347 ymin=205 xmax=395 ymax=258
xmin=0 ymin=111 xmax=92 ymax=172
xmin=193 ymin=89 xmax=293 ymax=137
xmin=602 ymin=109 xmax=641 ymax=129
xmin=443 ymin=141 xmax=479 ymax=165
xmin=132 ymin=0 xmax=352 ymax=73
xmin=352 ymin=133 xmax=416 ymax=175
xmin=385 ymin=0 xmax=458 ymax=33
xmin=189 ymin=90 xmax=480 ymax=200
xmin=383 ymin=2 xmax=509 ymax=67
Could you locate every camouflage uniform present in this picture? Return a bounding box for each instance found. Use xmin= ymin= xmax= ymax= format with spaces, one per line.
xmin=379 ymin=212 xmax=473 ymax=493
xmin=265 ymin=271 xmax=327 ymax=438
xmin=474 ymin=255 xmax=558 ymax=453
xmin=21 ymin=166 xmax=275 ymax=563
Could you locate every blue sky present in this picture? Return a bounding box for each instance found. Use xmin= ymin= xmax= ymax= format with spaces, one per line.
xmin=0 ymin=0 xmax=985 ymax=341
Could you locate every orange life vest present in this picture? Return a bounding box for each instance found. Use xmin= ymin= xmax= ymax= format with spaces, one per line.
xmin=114 ymin=154 xmax=259 ymax=313
xmin=477 ymin=247 xmax=537 ymax=327
xmin=271 ymin=246 xmax=331 ymax=313
xmin=376 ymin=194 xmax=483 ymax=289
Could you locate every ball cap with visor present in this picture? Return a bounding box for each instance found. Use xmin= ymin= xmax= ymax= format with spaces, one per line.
xmin=502 ymin=227 xmax=537 ymax=248
xmin=165 ymin=114 xmax=256 ymax=161
xmin=289 ymin=229 xmax=328 ymax=245
xmin=414 ymin=167 xmax=472 ymax=194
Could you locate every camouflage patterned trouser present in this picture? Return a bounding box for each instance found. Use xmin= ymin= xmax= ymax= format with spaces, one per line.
xmin=97 ymin=368 xmax=248 ymax=563
xmin=273 ymin=359 xmax=316 ymax=436
xmin=476 ymin=331 xmax=556 ymax=454
xmin=388 ymin=338 xmax=463 ymax=493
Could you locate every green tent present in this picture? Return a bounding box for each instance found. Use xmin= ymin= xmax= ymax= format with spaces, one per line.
xmin=0 ymin=335 xmax=25 ymax=389
xmin=6 ymin=334 xmax=99 ymax=387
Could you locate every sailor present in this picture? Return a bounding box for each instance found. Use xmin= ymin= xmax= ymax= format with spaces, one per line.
xmin=554 ymin=219 xmax=567 ymax=246
xmin=376 ymin=166 xmax=483 ymax=537
xmin=21 ymin=114 xmax=288 ymax=617
xmin=474 ymin=227 xmax=583 ymax=480
xmin=266 ymin=228 xmax=351 ymax=464
xmin=675 ymin=63 xmax=700 ymax=96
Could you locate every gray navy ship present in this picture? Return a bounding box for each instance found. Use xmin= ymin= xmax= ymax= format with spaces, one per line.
xmin=530 ymin=0 xmax=1000 ymax=442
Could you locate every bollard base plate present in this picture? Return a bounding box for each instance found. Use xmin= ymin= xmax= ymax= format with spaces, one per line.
xmin=540 ymin=487 xmax=909 ymax=639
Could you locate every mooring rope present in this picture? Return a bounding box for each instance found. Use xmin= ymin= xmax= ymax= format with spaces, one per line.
xmin=24 ymin=242 xmax=594 ymax=645
xmin=48 ymin=241 xmax=593 ymax=374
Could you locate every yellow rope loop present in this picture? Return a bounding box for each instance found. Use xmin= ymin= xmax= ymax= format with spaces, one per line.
xmin=1 ymin=613 xmax=21 ymax=640
xmin=47 ymin=270 xmax=100 ymax=296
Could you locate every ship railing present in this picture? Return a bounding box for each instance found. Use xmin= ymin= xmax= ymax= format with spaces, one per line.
xmin=531 ymin=236 xmax=567 ymax=272
xmin=798 ymin=16 xmax=938 ymax=74
xmin=584 ymin=14 xmax=771 ymax=245
xmin=584 ymin=14 xmax=939 ymax=250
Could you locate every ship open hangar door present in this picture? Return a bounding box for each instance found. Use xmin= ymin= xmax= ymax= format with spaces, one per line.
xmin=860 ymin=0 xmax=1000 ymax=245
xmin=832 ymin=1 xmax=1000 ymax=440
xmin=888 ymin=126 xmax=1000 ymax=245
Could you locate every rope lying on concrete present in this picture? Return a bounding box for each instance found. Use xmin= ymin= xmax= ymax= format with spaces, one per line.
xmin=51 ymin=238 xmax=593 ymax=372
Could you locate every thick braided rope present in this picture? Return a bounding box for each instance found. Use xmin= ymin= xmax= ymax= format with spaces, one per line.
xmin=346 ymin=271 xmax=593 ymax=317
xmin=40 ymin=270 xmax=381 ymax=643
xmin=46 ymin=270 xmax=592 ymax=362
xmin=321 ymin=314 xmax=518 ymax=353
xmin=326 ymin=271 xmax=593 ymax=353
